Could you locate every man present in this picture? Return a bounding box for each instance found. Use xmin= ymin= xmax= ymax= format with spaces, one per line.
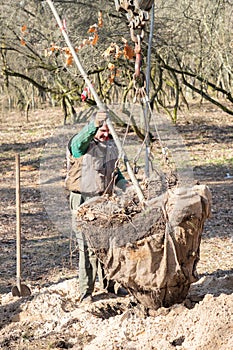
xmin=65 ymin=110 xmax=128 ymax=303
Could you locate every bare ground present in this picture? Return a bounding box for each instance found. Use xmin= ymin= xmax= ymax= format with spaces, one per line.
xmin=0 ymin=103 xmax=233 ymax=349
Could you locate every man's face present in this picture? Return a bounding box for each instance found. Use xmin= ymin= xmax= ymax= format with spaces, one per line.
xmin=95 ymin=124 xmax=110 ymax=142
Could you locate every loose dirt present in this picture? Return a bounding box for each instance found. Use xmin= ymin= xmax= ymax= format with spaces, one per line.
xmin=0 ymin=103 xmax=232 ymax=349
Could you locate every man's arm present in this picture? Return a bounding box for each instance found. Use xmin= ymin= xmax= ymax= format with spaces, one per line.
xmin=70 ymin=120 xmax=97 ymax=158
xmin=70 ymin=112 xmax=107 ymax=158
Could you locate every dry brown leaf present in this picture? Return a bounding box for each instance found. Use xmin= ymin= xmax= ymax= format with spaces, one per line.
xmin=20 ymin=39 xmax=26 ymax=46
xmin=21 ymin=24 xmax=27 ymax=32
xmin=50 ymin=44 xmax=60 ymax=52
xmin=65 ymin=54 xmax=73 ymax=66
xmin=88 ymin=24 xmax=97 ymax=33
xmin=123 ymin=43 xmax=135 ymax=60
xmin=90 ymin=33 xmax=98 ymax=46
xmin=109 ymin=73 xmax=115 ymax=84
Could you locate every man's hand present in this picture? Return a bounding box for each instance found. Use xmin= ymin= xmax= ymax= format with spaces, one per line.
xmin=94 ymin=111 xmax=108 ymax=127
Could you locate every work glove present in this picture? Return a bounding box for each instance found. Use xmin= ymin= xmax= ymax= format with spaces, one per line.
xmin=94 ymin=111 xmax=108 ymax=127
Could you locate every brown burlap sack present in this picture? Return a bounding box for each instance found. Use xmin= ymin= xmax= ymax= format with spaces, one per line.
xmin=76 ymin=184 xmax=211 ymax=310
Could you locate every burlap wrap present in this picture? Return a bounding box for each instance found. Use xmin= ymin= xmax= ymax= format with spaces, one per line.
xmin=76 ymin=184 xmax=211 ymax=310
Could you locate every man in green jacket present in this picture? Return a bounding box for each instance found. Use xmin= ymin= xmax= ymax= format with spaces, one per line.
xmin=65 ymin=110 xmax=128 ymax=303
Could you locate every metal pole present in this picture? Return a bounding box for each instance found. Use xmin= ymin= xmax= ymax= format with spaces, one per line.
xmin=146 ymin=4 xmax=155 ymax=97
xmin=144 ymin=4 xmax=155 ymax=178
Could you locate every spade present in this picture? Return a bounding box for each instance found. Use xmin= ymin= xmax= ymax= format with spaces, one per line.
xmin=12 ymin=153 xmax=31 ymax=297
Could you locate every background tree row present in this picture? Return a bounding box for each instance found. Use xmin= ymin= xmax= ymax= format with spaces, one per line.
xmin=0 ymin=0 xmax=232 ymax=122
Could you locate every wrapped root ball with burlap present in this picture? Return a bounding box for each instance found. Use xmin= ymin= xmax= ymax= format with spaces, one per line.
xmin=76 ymin=184 xmax=211 ymax=310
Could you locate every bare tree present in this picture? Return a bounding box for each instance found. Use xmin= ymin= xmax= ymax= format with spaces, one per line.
xmin=0 ymin=0 xmax=232 ymax=123
xmin=148 ymin=0 xmax=233 ymax=119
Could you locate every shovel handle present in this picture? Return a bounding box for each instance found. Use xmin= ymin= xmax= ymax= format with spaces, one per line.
xmin=15 ymin=153 xmax=22 ymax=286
